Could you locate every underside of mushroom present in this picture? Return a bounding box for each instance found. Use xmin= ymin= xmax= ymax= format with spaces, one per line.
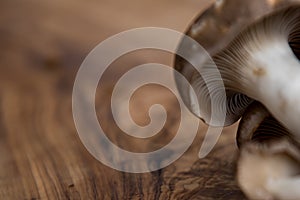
xmin=187 ymin=5 xmax=300 ymax=133
xmin=209 ymin=5 xmax=300 ymax=134
xmin=175 ymin=4 xmax=300 ymax=135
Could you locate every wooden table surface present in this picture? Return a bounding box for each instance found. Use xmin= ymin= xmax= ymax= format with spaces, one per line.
xmin=0 ymin=0 xmax=246 ymax=199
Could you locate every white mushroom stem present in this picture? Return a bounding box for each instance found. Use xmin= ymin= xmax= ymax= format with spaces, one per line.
xmin=248 ymin=38 xmax=300 ymax=137
xmin=267 ymin=177 xmax=300 ymax=200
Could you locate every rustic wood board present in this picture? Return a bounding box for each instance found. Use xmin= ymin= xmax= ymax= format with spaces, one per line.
xmin=0 ymin=0 xmax=246 ymax=199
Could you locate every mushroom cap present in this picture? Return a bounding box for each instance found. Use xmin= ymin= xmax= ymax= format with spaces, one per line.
xmin=174 ymin=0 xmax=300 ymax=126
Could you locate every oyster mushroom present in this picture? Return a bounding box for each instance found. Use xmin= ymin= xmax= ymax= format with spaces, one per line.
xmin=174 ymin=1 xmax=300 ymax=198
xmin=236 ymin=102 xmax=300 ymax=200
xmin=175 ymin=2 xmax=300 ymax=136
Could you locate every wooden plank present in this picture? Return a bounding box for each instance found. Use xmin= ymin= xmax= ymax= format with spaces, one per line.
xmin=0 ymin=0 xmax=246 ymax=199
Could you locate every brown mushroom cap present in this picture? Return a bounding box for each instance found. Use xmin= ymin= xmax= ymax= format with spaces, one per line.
xmin=174 ymin=0 xmax=300 ymax=126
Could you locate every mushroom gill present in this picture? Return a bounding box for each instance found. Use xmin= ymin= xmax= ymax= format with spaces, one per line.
xmin=175 ymin=4 xmax=300 ymax=136
xmin=236 ymin=102 xmax=293 ymax=148
xmin=210 ymin=5 xmax=300 ymax=134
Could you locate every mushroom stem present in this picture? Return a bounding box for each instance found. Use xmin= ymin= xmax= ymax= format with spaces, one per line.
xmin=266 ymin=177 xmax=300 ymax=200
xmin=248 ymin=38 xmax=300 ymax=137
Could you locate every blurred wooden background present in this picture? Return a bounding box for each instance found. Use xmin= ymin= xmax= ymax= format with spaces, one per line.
xmin=0 ymin=0 xmax=246 ymax=199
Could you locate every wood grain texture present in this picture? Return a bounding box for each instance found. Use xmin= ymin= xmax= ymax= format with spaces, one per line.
xmin=0 ymin=0 xmax=246 ymax=199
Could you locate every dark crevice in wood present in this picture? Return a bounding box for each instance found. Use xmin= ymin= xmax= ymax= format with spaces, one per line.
xmin=153 ymin=169 xmax=164 ymax=200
